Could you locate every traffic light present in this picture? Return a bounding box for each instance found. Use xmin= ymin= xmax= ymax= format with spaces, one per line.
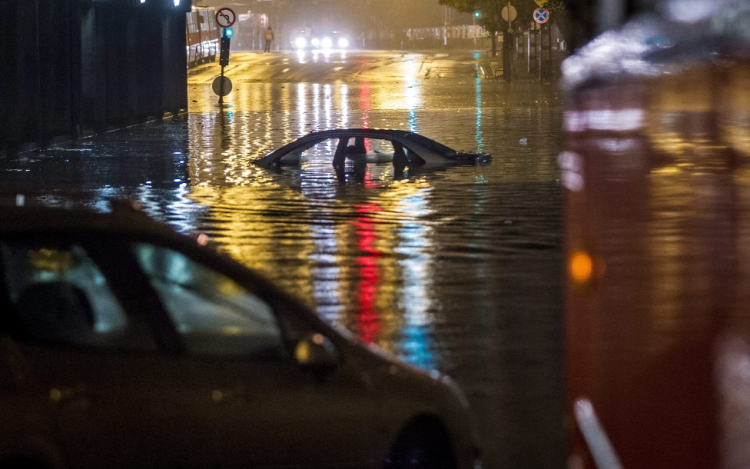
xmin=223 ymin=27 xmax=234 ymax=38
xmin=219 ymin=34 xmax=231 ymax=66
xmin=474 ymin=11 xmax=481 ymax=17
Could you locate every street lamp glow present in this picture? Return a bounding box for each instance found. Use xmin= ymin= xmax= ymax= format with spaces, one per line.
xmin=570 ymin=251 xmax=594 ymax=283
xmin=174 ymin=0 xmax=180 ymax=6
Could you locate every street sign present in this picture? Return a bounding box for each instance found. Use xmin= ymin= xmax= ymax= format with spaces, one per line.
xmin=215 ymin=7 xmax=236 ymax=28
xmin=212 ymin=76 xmax=233 ymax=97
xmin=501 ymin=5 xmax=517 ymax=22
xmin=533 ymin=7 xmax=550 ymax=24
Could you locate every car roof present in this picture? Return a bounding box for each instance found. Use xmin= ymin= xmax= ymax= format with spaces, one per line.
xmin=0 ymin=201 xmax=180 ymax=239
xmin=0 ymin=199 xmax=348 ymax=337
xmin=303 ymin=128 xmax=426 ymax=140
xmin=255 ymin=128 xmax=457 ymax=167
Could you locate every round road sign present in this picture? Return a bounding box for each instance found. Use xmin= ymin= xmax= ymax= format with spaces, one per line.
xmin=501 ymin=5 xmax=517 ymax=22
xmin=533 ymin=7 xmax=550 ymax=24
xmin=212 ymin=76 xmax=233 ymax=97
xmin=215 ymin=7 xmax=236 ymax=28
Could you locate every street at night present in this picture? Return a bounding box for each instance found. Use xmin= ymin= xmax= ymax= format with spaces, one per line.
xmin=0 ymin=50 xmax=565 ymax=468
xmin=6 ymin=0 xmax=750 ymax=468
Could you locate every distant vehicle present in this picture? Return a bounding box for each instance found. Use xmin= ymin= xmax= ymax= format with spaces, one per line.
xmin=291 ymin=30 xmax=310 ymax=50
xmin=0 ymin=201 xmax=481 ymax=469
xmin=255 ymin=128 xmax=491 ymax=169
xmin=292 ymin=29 xmax=350 ymax=51
xmin=186 ymin=7 xmax=218 ymax=67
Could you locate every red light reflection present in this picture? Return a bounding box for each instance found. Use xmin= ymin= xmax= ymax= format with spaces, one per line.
xmin=351 ymin=202 xmax=383 ymax=343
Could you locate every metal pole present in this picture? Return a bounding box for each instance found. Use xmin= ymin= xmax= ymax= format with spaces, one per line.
xmin=443 ymin=6 xmax=447 ymax=47
xmin=218 ymin=65 xmax=225 ymax=105
xmin=508 ymin=2 xmax=512 ymax=32
xmin=34 ymin=0 xmax=43 ymax=143
xmin=503 ymin=2 xmax=513 ymax=82
xmin=472 ymin=13 xmax=476 ymax=49
xmin=527 ymin=27 xmax=530 ymax=74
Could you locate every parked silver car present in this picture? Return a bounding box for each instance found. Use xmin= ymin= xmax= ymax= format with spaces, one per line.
xmin=0 ymin=201 xmax=481 ymax=469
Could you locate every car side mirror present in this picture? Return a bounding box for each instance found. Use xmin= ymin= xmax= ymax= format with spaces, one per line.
xmin=294 ymin=332 xmax=339 ymax=370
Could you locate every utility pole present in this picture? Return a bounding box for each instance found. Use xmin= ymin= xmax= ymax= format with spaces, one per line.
xmin=443 ymin=6 xmax=448 ymax=47
xmin=502 ymin=2 xmax=515 ymax=82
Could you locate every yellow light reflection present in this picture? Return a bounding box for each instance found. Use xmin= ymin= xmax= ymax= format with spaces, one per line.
xmin=720 ymin=64 xmax=750 ymax=157
xmin=645 ymin=66 xmax=731 ymax=169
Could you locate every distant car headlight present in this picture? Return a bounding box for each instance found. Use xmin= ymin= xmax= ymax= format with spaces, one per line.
xmin=294 ymin=37 xmax=307 ymax=49
xmin=311 ymin=37 xmax=320 ymax=47
xmin=321 ymin=37 xmax=333 ymax=49
xmin=337 ymin=37 xmax=349 ymax=48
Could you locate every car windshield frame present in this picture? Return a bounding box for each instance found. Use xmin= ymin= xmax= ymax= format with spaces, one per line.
xmin=401 ymin=132 xmax=456 ymax=155
xmin=257 ymin=129 xmax=462 ymax=168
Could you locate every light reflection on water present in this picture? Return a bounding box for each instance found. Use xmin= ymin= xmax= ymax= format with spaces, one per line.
xmin=394 ymin=189 xmax=436 ymax=369
xmin=180 ymin=73 xmax=562 ymax=376
xmin=0 ymin=62 xmax=565 ymax=468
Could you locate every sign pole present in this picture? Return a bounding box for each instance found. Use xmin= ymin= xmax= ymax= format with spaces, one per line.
xmin=500 ymin=3 xmax=517 ymax=81
xmin=508 ymin=2 xmax=512 ymax=32
xmin=219 ymin=65 xmax=225 ymax=105
xmin=214 ymin=8 xmax=236 ymax=106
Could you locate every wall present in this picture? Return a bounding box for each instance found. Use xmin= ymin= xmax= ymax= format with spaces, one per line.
xmin=0 ymin=0 xmax=191 ymax=156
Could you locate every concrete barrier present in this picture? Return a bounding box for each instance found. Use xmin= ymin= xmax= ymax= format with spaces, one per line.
xmin=0 ymin=0 xmax=191 ymax=157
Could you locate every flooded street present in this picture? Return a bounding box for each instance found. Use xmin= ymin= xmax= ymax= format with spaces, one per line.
xmin=0 ymin=51 xmax=565 ymax=468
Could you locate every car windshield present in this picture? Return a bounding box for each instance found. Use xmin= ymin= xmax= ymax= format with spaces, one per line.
xmin=132 ymin=242 xmax=283 ymax=356
xmin=401 ymin=133 xmax=456 ymax=155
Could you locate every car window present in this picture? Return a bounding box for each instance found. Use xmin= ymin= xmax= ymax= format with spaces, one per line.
xmin=132 ymin=243 xmax=283 ymax=357
xmin=294 ymin=136 xmax=400 ymax=161
xmin=278 ymin=137 xmax=337 ymax=165
xmin=402 ymin=132 xmax=456 ymax=155
xmin=345 ymin=137 xmax=423 ymax=165
xmin=345 ymin=137 xmax=396 ymax=160
xmin=0 ymin=240 xmax=156 ymax=350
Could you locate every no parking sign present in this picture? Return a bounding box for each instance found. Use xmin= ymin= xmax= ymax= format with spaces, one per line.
xmin=533 ymin=7 xmax=550 ymax=24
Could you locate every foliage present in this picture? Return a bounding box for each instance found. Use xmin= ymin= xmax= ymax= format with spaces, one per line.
xmin=439 ymin=0 xmax=561 ymax=33
xmin=544 ymin=0 xmax=566 ymax=14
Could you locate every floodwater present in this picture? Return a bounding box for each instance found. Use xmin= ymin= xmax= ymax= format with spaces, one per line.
xmin=0 ymin=51 xmax=565 ymax=468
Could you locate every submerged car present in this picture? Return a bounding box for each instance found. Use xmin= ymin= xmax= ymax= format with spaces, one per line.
xmin=0 ymin=201 xmax=481 ymax=469
xmin=255 ymin=128 xmax=491 ymax=170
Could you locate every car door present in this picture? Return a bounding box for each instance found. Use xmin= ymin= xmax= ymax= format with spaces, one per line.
xmin=0 ymin=236 xmax=216 ymax=469
xmin=130 ymin=240 xmax=379 ymax=468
